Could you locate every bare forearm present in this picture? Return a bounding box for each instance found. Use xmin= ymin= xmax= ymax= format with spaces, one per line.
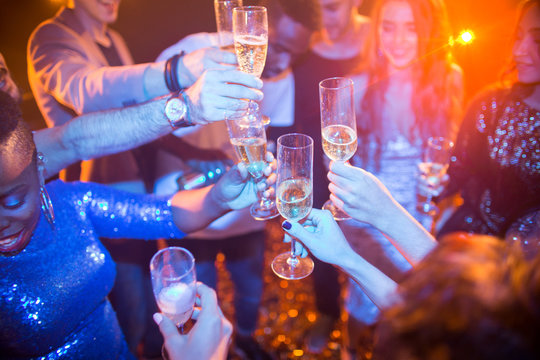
xmin=337 ymin=251 xmax=400 ymax=309
xmin=170 ymin=185 xmax=230 ymax=234
xmin=35 ymin=97 xmax=172 ymax=178
xmin=372 ymin=200 xmax=437 ymax=265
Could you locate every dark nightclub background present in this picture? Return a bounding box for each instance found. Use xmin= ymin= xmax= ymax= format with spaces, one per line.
xmin=0 ymin=0 xmax=517 ymax=131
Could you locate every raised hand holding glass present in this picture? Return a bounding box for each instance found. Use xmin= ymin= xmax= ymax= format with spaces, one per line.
xmin=320 ymin=77 xmax=357 ymax=221
xmin=225 ymin=102 xmax=279 ymax=220
xmin=272 ymin=133 xmax=314 ymax=280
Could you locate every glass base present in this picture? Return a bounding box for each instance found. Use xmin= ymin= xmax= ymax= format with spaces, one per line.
xmin=251 ymin=197 xmax=280 ymax=221
xmin=417 ymin=201 xmax=438 ymax=216
xmin=271 ymin=252 xmax=314 ymax=280
xmin=323 ymin=200 xmax=351 ymax=221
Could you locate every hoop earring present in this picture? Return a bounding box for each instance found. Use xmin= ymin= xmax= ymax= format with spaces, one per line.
xmin=37 ymin=152 xmax=55 ymax=227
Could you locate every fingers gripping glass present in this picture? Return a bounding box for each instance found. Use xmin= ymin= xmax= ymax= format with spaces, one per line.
xmin=417 ymin=136 xmax=454 ymax=216
xmin=225 ymin=102 xmax=279 ymax=220
xmin=319 ymin=77 xmax=357 ymax=221
xmin=272 ymin=133 xmax=315 ymax=280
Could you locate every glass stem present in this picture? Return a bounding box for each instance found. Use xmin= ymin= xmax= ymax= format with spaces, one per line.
xmin=254 ymin=175 xmax=272 ymax=210
xmin=425 ymin=191 xmax=433 ymax=206
xmin=289 ymin=238 xmax=299 ymax=267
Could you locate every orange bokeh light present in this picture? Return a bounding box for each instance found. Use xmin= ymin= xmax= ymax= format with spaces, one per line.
xmin=457 ymin=30 xmax=475 ymax=45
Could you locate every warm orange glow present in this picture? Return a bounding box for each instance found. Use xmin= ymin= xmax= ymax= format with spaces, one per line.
xmin=457 ymin=30 xmax=475 ymax=45
xmin=293 ymin=349 xmax=304 ymax=357
xmin=287 ymin=309 xmax=298 ymax=318
xmin=449 ymin=29 xmax=476 ymax=47
xmin=307 ymin=312 xmax=317 ymax=322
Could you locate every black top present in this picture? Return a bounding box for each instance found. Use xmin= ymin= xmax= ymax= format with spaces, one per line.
xmin=439 ymin=86 xmax=540 ymax=237
xmin=97 ymin=38 xmax=123 ymax=67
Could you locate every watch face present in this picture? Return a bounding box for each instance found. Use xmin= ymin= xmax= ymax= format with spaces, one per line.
xmin=165 ymin=97 xmax=186 ymax=122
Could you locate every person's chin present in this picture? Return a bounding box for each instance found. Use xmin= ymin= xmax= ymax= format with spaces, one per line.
xmin=0 ymin=229 xmax=32 ymax=257
xmin=102 ymin=14 xmax=118 ymax=24
xmin=517 ymin=68 xmax=540 ymax=84
xmin=389 ymin=57 xmax=415 ymax=70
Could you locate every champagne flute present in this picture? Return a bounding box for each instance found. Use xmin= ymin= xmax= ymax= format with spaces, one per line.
xmin=232 ymin=5 xmax=270 ymax=126
xmin=320 ymin=77 xmax=357 ymax=221
xmin=232 ymin=6 xmax=268 ymax=77
xmin=417 ymin=136 xmax=454 ymax=216
xmin=150 ymin=247 xmax=197 ymax=333
xmin=214 ymin=0 xmax=243 ymax=50
xmin=272 ymin=133 xmax=314 ymax=280
xmin=225 ymin=102 xmax=279 ymax=220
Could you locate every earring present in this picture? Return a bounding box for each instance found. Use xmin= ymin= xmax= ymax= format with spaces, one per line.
xmin=37 ymin=152 xmax=55 ymax=227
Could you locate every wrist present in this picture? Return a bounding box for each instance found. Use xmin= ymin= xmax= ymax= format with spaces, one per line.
xmin=209 ymin=184 xmax=232 ymax=213
xmin=369 ymin=200 xmax=404 ymax=233
xmin=336 ymin=249 xmax=361 ymax=272
xmin=164 ymin=52 xmax=186 ymax=93
xmin=164 ymin=91 xmax=193 ymax=128
xmin=176 ymin=53 xmax=192 ymax=88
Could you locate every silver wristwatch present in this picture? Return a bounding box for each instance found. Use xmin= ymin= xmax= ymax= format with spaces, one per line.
xmin=164 ymin=91 xmax=192 ymax=128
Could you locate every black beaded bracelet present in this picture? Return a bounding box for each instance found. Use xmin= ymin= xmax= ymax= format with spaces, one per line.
xmin=164 ymin=55 xmax=176 ymax=92
xmin=164 ymin=51 xmax=185 ymax=93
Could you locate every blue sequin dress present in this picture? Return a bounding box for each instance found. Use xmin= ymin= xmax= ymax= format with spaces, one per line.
xmin=440 ymin=87 xmax=540 ymax=237
xmin=0 ymin=180 xmax=184 ymax=359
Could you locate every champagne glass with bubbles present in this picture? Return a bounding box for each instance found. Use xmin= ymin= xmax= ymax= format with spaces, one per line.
xmin=232 ymin=6 xmax=268 ymax=78
xmin=214 ymin=0 xmax=243 ymax=50
xmin=232 ymin=6 xmax=270 ymax=125
xmin=226 ymin=102 xmax=279 ymax=220
xmin=417 ymin=136 xmax=454 ymax=216
xmin=320 ymin=77 xmax=357 ymax=221
xmin=272 ymin=133 xmax=314 ymax=280
xmin=150 ymin=247 xmax=196 ymax=334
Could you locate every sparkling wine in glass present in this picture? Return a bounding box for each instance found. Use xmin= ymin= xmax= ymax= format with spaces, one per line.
xmin=417 ymin=136 xmax=454 ymax=216
xmin=150 ymin=247 xmax=197 ymax=331
xmin=226 ymin=102 xmax=279 ymax=220
xmin=232 ymin=6 xmax=268 ymax=78
xmin=272 ymin=133 xmax=314 ymax=280
xmin=232 ymin=6 xmax=270 ymax=126
xmin=214 ymin=0 xmax=243 ymax=50
xmin=320 ymin=77 xmax=357 ymax=221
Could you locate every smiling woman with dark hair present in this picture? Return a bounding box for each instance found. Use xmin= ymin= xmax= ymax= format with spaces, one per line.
xmin=0 ymin=91 xmax=273 ymax=359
